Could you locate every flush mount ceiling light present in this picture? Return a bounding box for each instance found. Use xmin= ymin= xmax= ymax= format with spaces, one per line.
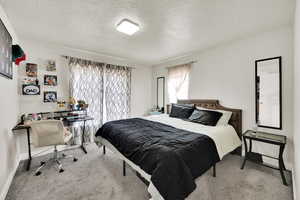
xmin=116 ymin=19 xmax=140 ymax=35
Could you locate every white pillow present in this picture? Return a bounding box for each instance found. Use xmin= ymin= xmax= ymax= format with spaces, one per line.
xmin=196 ymin=106 xmax=232 ymax=126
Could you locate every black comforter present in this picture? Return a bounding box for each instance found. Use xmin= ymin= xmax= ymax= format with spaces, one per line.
xmin=95 ymin=118 xmax=220 ymax=200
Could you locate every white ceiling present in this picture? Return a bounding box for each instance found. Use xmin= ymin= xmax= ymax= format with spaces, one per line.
xmin=1 ymin=0 xmax=295 ymax=65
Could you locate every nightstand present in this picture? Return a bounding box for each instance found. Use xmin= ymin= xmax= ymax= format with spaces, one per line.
xmin=240 ymin=130 xmax=287 ymax=185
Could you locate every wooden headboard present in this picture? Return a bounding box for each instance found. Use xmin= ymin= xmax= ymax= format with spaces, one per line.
xmin=167 ymin=99 xmax=243 ymax=139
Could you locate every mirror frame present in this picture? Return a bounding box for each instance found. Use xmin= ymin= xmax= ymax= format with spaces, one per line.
xmin=255 ymin=56 xmax=282 ymax=130
xmin=156 ymin=76 xmax=165 ymax=112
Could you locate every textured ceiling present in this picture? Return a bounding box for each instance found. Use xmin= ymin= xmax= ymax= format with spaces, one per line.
xmin=1 ymin=0 xmax=295 ymax=65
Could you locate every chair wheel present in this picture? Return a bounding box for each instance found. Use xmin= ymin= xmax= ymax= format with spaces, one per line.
xmin=40 ymin=161 xmax=45 ymax=166
xmin=59 ymin=169 xmax=64 ymax=173
xmin=73 ymin=158 xmax=78 ymax=162
xmin=62 ymin=153 xmax=66 ymax=157
xmin=35 ymin=171 xmax=42 ymax=176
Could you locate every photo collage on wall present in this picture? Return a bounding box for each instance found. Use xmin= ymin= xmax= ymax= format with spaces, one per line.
xmin=22 ymin=59 xmax=58 ymax=103
xmin=22 ymin=63 xmax=40 ymax=95
xmin=44 ymin=59 xmax=57 ymax=103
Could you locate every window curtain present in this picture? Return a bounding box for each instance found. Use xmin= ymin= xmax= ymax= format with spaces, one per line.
xmin=104 ymin=64 xmax=131 ymax=122
xmin=167 ymin=63 xmax=191 ymax=103
xmin=68 ymin=57 xmax=105 ymax=143
xmin=68 ymin=56 xmax=131 ymax=144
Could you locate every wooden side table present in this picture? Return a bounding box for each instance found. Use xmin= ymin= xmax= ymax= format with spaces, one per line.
xmin=240 ymin=130 xmax=287 ymax=185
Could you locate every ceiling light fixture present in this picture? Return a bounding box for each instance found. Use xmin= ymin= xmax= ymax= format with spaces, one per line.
xmin=116 ymin=19 xmax=140 ymax=35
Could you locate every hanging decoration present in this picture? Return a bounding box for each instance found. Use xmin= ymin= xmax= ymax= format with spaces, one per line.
xmin=12 ymin=45 xmax=26 ymax=65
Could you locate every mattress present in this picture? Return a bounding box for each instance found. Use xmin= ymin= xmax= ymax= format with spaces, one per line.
xmin=95 ymin=114 xmax=241 ymax=200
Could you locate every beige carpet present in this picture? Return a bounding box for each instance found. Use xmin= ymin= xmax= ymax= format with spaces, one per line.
xmin=6 ymin=144 xmax=293 ymax=200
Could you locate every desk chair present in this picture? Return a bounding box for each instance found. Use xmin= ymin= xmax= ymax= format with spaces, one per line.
xmin=30 ymin=120 xmax=78 ymax=176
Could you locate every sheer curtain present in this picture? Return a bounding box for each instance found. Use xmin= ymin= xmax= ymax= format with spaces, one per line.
xmin=104 ymin=64 xmax=131 ymax=122
xmin=68 ymin=56 xmax=131 ymax=143
xmin=167 ymin=63 xmax=191 ymax=103
xmin=68 ymin=57 xmax=104 ymax=142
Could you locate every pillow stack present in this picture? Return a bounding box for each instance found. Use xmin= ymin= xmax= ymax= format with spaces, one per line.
xmin=169 ymin=103 xmax=232 ymax=126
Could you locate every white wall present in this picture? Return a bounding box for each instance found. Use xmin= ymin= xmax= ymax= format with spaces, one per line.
xmin=19 ymin=39 xmax=152 ymax=114
xmin=0 ymin=4 xmax=20 ymax=200
xmin=17 ymin=39 xmax=152 ymax=155
xmin=293 ymin=0 xmax=300 ymax=198
xmin=152 ymin=25 xmax=294 ymax=169
xmin=131 ymin=66 xmax=152 ymax=117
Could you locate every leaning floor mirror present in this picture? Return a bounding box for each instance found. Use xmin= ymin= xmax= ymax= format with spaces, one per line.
xmin=255 ymin=56 xmax=282 ymax=129
xmin=157 ymin=77 xmax=165 ymax=113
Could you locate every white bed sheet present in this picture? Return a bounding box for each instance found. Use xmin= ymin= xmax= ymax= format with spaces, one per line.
xmin=96 ymin=115 xmax=242 ymax=200
xmin=141 ymin=114 xmax=241 ymax=159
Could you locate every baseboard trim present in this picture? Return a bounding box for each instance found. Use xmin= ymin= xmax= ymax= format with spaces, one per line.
xmin=0 ymin=145 xmax=80 ymax=200
xmin=0 ymin=156 xmax=20 ymax=200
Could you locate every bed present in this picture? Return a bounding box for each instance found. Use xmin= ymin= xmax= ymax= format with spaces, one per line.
xmin=95 ymin=99 xmax=242 ymax=200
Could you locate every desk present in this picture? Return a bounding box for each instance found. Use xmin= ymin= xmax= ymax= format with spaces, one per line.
xmin=12 ymin=116 xmax=93 ymax=171
xmin=12 ymin=125 xmax=31 ymax=171
xmin=63 ymin=116 xmax=94 ymax=154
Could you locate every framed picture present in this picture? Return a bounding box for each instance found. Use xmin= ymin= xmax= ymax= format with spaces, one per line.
xmin=46 ymin=60 xmax=56 ymax=71
xmin=22 ymin=84 xmax=40 ymax=95
xmin=44 ymin=75 xmax=57 ymax=86
xmin=0 ymin=17 xmax=13 ymax=79
xmin=44 ymin=91 xmax=57 ymax=102
xmin=22 ymin=77 xmax=38 ymax=85
xmin=26 ymin=63 xmax=38 ymax=77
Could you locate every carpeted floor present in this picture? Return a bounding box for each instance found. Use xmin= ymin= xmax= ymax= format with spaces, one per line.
xmin=6 ymin=144 xmax=293 ymax=200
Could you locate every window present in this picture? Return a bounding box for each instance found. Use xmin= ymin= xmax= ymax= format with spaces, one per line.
xmin=167 ymin=63 xmax=191 ymax=103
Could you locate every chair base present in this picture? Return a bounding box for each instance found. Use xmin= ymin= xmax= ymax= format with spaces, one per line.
xmin=34 ymin=146 xmax=78 ymax=176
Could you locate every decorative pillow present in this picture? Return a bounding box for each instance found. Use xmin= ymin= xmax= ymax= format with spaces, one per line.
xmin=188 ymin=109 xmax=223 ymax=126
xmin=169 ymin=104 xmax=195 ymax=119
xmin=196 ymin=106 xmax=232 ymax=126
